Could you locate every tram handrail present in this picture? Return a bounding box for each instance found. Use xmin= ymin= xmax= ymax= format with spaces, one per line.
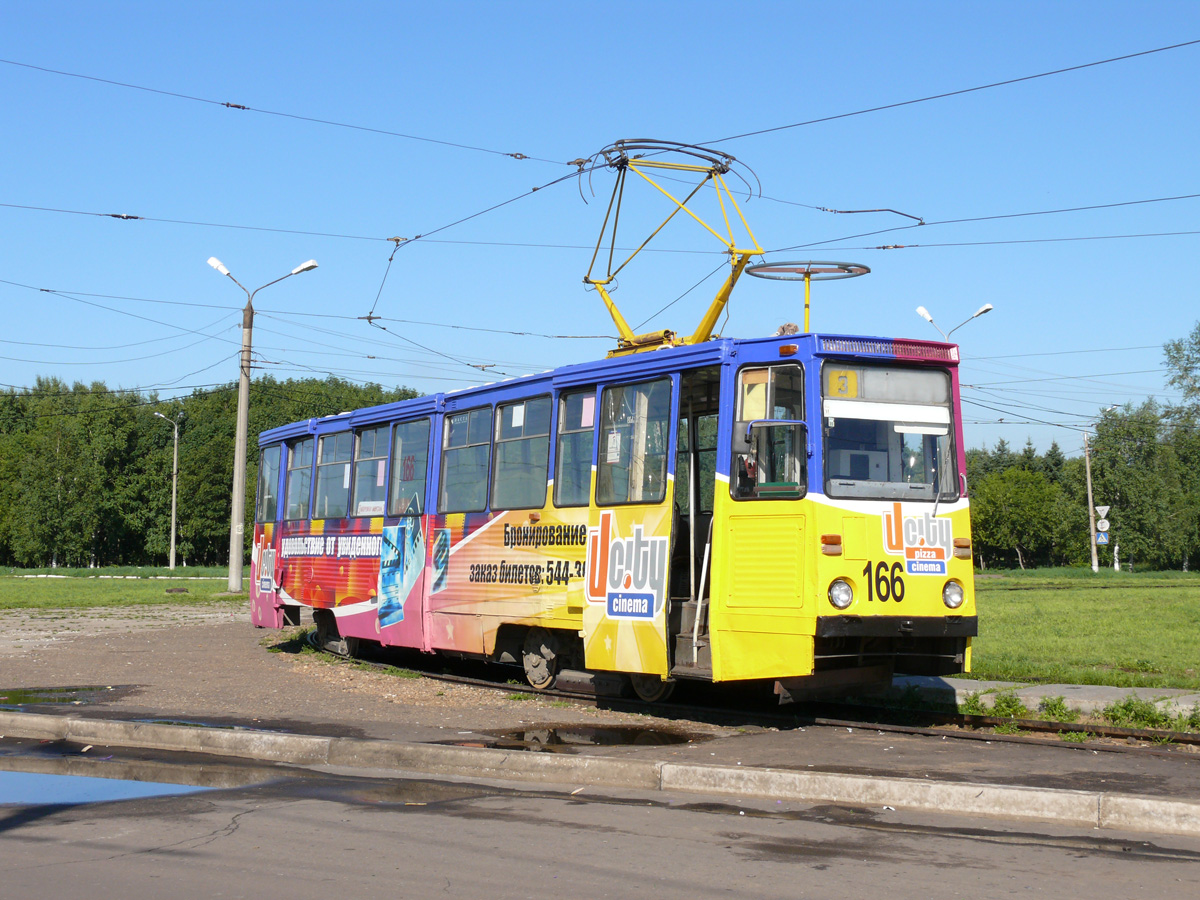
xmin=692 ymin=517 xmax=714 ymax=666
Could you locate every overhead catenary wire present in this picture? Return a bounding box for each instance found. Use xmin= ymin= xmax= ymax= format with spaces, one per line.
xmin=0 ymin=201 xmax=720 ymax=256
xmin=0 ymin=58 xmax=569 ymax=166
xmin=706 ymin=38 xmax=1200 ymax=143
xmin=772 ymin=191 xmax=1200 ymax=253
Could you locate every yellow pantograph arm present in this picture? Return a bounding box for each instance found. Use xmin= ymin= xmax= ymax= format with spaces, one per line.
xmin=689 ymin=251 xmax=753 ymax=345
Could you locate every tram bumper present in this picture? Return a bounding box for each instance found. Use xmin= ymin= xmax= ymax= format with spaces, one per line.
xmin=815 ymin=615 xmax=977 ymax=639
xmin=809 ymin=614 xmax=976 ymax=683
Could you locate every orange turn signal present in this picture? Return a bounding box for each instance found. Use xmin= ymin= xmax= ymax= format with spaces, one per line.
xmin=820 ymin=534 xmax=842 ymax=556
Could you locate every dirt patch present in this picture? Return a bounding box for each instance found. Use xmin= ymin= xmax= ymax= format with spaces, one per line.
xmin=0 ymin=604 xmax=248 ymax=657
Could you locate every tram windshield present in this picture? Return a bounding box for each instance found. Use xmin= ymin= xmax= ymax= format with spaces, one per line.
xmin=822 ymin=363 xmax=958 ymax=501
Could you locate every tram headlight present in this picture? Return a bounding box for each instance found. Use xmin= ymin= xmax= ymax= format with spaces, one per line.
xmin=828 ymin=579 xmax=854 ymax=610
xmin=942 ymin=580 xmax=965 ymax=609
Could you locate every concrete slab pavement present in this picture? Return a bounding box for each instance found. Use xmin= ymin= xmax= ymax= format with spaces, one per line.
xmin=3 ymin=709 xmax=1199 ymax=838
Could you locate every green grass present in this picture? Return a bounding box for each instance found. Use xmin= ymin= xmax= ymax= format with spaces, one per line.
xmin=967 ymin=570 xmax=1200 ymax=691
xmin=3 ymin=565 xmax=234 ymax=579
xmin=1037 ymin=696 xmax=1079 ymax=723
xmin=0 ymin=571 xmax=243 ymax=609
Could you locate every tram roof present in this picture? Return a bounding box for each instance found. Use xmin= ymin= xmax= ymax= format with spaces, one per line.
xmin=258 ymin=332 xmax=958 ymax=444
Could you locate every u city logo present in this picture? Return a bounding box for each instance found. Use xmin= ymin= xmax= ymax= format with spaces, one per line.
xmin=882 ymin=502 xmax=953 ymax=576
xmin=585 ymin=510 xmax=668 ymax=620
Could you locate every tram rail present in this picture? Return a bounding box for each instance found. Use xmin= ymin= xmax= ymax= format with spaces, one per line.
xmin=306 ymin=634 xmax=1200 ymax=754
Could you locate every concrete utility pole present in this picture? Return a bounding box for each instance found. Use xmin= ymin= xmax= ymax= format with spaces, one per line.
xmin=153 ymin=412 xmax=182 ymax=570
xmin=207 ymin=257 xmax=318 ymax=592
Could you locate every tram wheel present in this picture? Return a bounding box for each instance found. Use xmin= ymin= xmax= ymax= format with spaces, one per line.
xmin=629 ymin=673 xmax=675 ymax=704
xmin=315 ymin=612 xmax=359 ymax=658
xmin=522 ymin=627 xmax=560 ymax=690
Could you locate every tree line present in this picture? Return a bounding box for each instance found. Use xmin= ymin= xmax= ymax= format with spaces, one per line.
xmin=969 ymin=321 xmax=1200 ymax=571
xmin=1 ymin=323 xmax=1197 ymax=572
xmin=0 ymin=376 xmax=414 ymax=568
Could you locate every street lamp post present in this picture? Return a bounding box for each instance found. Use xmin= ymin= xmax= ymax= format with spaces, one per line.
xmin=208 ymin=256 xmax=318 ymax=592
xmin=916 ymin=303 xmax=994 ymax=341
xmin=154 ymin=411 xmax=182 ymax=570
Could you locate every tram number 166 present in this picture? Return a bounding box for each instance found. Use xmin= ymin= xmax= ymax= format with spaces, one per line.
xmin=862 ymin=561 xmax=905 ymax=602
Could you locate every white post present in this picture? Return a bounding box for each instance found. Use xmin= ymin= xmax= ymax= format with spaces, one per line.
xmin=1083 ymin=432 xmax=1099 ymax=574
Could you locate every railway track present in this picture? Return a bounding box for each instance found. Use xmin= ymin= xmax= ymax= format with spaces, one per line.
xmin=310 ymin=635 xmax=1200 ymax=753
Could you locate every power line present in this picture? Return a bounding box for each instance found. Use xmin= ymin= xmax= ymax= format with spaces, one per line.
xmin=0 ymin=58 xmax=569 ymax=166
xmin=773 ymin=192 xmax=1200 ymax=253
xmin=0 ymin=330 xmax=233 ymax=367
xmin=0 ymin=277 xmax=239 ymax=311
xmin=0 ymin=201 xmax=719 ymax=255
xmin=708 ymin=39 xmax=1200 ymax=143
xmin=843 ymin=229 xmax=1200 ymax=252
xmin=971 ymin=344 xmax=1163 ymax=361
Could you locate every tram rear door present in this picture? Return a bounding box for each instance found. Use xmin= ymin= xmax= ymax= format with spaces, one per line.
xmin=671 ymin=366 xmax=721 ymax=675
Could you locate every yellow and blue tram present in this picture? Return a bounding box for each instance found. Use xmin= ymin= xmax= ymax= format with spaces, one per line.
xmin=249 ymin=331 xmax=976 ymax=701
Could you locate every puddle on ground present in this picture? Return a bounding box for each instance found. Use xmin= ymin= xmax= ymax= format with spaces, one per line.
xmin=441 ymin=724 xmax=706 ymax=752
xmin=0 ymin=769 xmax=210 ymax=806
xmin=0 ymin=685 xmax=138 ymax=709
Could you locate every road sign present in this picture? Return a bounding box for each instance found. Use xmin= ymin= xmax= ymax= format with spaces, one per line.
xmin=1095 ymin=505 xmax=1110 ymax=518
xmin=1096 ymin=518 xmax=1110 ymax=533
xmin=1096 ymin=532 xmax=1110 ymax=545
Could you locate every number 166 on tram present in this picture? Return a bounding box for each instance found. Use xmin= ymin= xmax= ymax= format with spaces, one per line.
xmin=249 ymin=332 xmax=976 ymax=703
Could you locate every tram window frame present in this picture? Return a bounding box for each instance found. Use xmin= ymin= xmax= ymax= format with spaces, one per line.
xmin=820 ymin=361 xmax=959 ymax=503
xmin=730 ymin=363 xmax=808 ymax=502
xmin=350 ymin=424 xmax=389 ymax=518
xmin=491 ymin=395 xmax=552 ymax=511
xmin=313 ymin=431 xmax=354 ymax=520
xmin=439 ymin=405 xmax=493 ymax=514
xmin=553 ymin=388 xmax=596 ymax=508
xmin=387 ymin=418 xmax=431 ymax=517
xmin=255 ymin=444 xmax=282 ymax=524
xmin=596 ymin=377 xmax=672 ymax=507
xmin=283 ymin=437 xmax=314 ymax=521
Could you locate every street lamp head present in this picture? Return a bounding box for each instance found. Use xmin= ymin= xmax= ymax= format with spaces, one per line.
xmin=153 ymin=412 xmax=168 ymax=421
xmin=973 ymin=303 xmax=994 ymax=318
xmin=915 ymin=306 xmax=934 ymax=324
xmin=291 ymin=259 xmax=319 ymax=275
xmin=207 ymin=256 xmax=231 ymax=277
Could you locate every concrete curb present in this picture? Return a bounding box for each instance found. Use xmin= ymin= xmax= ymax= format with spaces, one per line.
xmin=3 ymin=711 xmax=1198 ymax=837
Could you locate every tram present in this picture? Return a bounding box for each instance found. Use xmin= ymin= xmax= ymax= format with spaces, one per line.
xmin=247 ymin=142 xmax=976 ymax=702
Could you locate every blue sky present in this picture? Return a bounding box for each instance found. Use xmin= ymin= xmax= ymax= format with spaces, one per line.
xmin=3 ymin=1 xmax=1198 ymax=455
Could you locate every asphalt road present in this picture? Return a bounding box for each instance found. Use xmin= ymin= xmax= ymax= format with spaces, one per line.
xmin=2 ymin=757 xmax=1199 ymax=900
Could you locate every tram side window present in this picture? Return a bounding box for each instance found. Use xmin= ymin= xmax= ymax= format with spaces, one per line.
xmin=388 ymin=419 xmax=430 ymax=517
xmin=440 ymin=406 xmax=493 ymax=513
xmin=255 ymin=445 xmax=281 ymax=523
xmin=492 ymin=397 xmax=551 ymax=510
xmin=284 ymin=438 xmax=313 ymax=520
xmin=313 ymin=431 xmax=353 ymax=519
xmin=351 ymin=425 xmax=389 ymax=517
xmin=554 ymin=389 xmax=596 ymax=507
xmin=732 ymin=364 xmax=807 ymax=501
xmin=596 ymin=378 xmax=671 ymax=506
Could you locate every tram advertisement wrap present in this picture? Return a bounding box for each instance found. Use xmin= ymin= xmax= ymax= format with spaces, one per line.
xmin=582 ymin=497 xmax=672 ymax=677
xmin=271 ymin=518 xmax=385 ymax=610
xmin=422 ymin=507 xmax=589 ymax=656
xmin=882 ymin=502 xmax=953 ymax=576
